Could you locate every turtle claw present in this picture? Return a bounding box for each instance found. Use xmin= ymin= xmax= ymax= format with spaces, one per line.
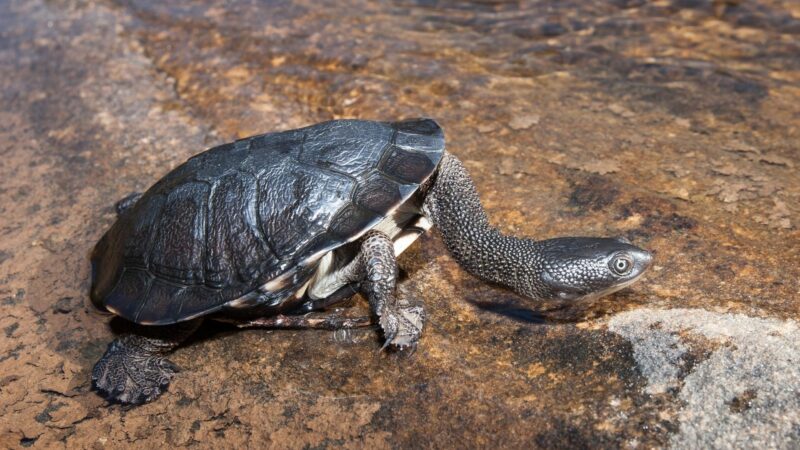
xmin=378 ymin=315 xmax=397 ymax=352
xmin=379 ymin=305 xmax=425 ymax=351
xmin=92 ymin=338 xmax=178 ymax=405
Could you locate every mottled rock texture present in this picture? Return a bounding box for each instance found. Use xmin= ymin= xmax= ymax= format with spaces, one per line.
xmin=0 ymin=0 xmax=798 ymax=448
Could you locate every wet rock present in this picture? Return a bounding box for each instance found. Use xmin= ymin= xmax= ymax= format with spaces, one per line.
xmin=568 ymin=175 xmax=620 ymax=212
xmin=513 ymin=23 xmax=568 ymax=39
xmin=0 ymin=0 xmax=798 ymax=447
xmin=508 ymin=113 xmax=541 ymax=130
xmin=52 ymin=297 xmax=74 ymax=314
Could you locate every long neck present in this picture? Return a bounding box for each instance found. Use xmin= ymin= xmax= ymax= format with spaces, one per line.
xmin=422 ymin=152 xmax=544 ymax=297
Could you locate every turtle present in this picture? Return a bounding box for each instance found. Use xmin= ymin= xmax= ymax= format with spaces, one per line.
xmin=90 ymin=118 xmax=653 ymax=404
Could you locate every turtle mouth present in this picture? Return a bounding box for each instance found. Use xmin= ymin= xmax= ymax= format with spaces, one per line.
xmin=555 ymin=290 xmax=585 ymax=301
xmin=573 ymin=270 xmax=650 ymax=302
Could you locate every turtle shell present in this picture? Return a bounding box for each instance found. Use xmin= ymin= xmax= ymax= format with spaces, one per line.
xmin=90 ymin=119 xmax=445 ymax=325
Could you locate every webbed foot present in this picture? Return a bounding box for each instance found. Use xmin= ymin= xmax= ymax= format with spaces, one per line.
xmin=92 ymin=337 xmax=178 ymax=405
xmin=380 ymin=303 xmax=425 ymax=351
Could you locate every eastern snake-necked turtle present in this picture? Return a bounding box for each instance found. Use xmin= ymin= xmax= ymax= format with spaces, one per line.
xmin=90 ymin=118 xmax=652 ymax=404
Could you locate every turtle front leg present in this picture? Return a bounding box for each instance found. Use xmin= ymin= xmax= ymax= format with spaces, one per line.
xmin=92 ymin=319 xmax=201 ymax=405
xmin=356 ymin=231 xmax=425 ymax=350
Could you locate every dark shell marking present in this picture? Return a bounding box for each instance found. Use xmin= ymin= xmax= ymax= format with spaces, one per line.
xmin=91 ymin=119 xmax=445 ymax=325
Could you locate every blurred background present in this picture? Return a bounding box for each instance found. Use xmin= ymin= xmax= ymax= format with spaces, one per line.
xmin=1 ymin=0 xmax=798 ymax=448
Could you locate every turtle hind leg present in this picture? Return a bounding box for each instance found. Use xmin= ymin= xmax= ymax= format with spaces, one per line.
xmin=92 ymin=319 xmax=200 ymax=405
xmin=92 ymin=337 xmax=178 ymax=405
xmin=236 ymin=312 xmax=373 ymax=330
xmin=292 ymin=282 xmax=361 ymax=313
xmin=114 ymin=192 xmax=142 ymax=216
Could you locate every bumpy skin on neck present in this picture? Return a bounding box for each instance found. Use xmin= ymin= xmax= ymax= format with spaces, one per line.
xmin=422 ymin=152 xmax=548 ymax=298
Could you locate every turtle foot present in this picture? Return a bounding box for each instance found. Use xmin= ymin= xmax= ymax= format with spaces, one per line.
xmin=92 ymin=337 xmax=178 ymax=405
xmin=380 ymin=304 xmax=425 ymax=351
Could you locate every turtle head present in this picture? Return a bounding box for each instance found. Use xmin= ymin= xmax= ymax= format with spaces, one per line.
xmin=528 ymin=237 xmax=652 ymax=301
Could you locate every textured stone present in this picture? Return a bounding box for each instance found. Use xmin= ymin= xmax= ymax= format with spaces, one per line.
xmin=609 ymin=309 xmax=800 ymax=449
xmin=0 ymin=0 xmax=798 ymax=448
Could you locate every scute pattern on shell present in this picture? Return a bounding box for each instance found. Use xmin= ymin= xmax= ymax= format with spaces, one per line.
xmin=90 ymin=119 xmax=445 ymax=325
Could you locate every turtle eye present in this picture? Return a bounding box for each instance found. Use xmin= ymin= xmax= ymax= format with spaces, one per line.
xmin=610 ymin=255 xmax=633 ymax=276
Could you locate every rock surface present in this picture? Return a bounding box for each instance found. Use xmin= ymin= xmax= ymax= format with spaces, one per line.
xmin=1 ymin=0 xmax=798 ymax=448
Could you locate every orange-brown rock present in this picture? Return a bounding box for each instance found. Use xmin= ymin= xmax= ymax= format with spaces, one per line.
xmin=1 ymin=0 xmax=798 ymax=448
